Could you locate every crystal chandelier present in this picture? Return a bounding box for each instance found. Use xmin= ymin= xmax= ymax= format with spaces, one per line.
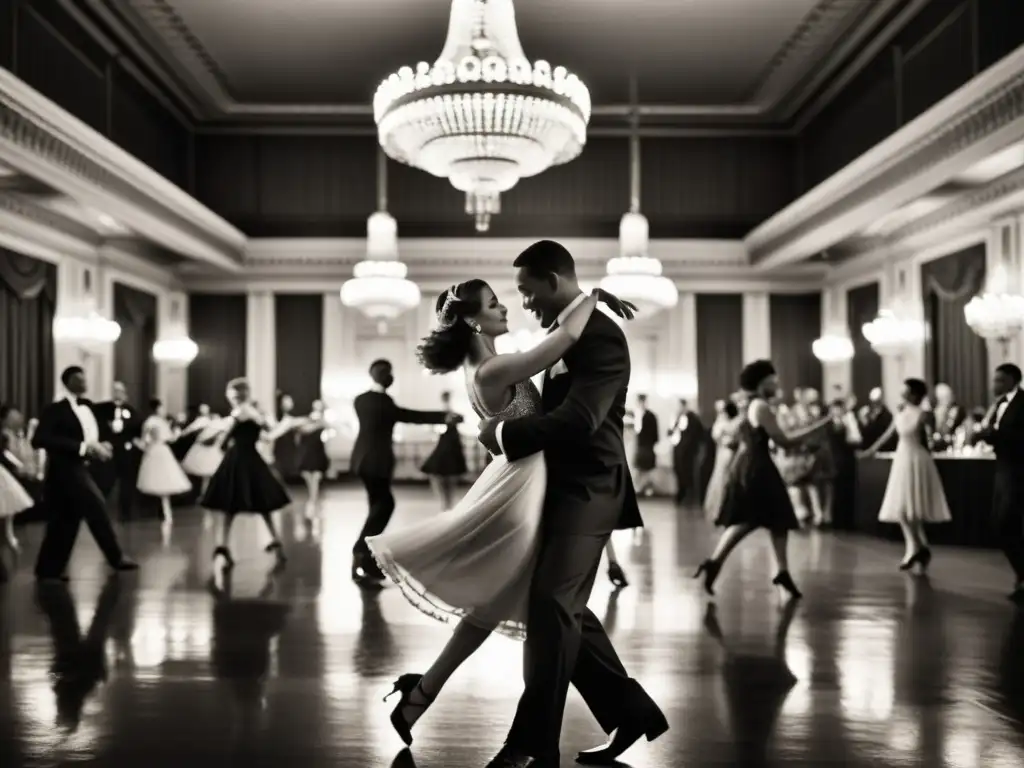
xmin=153 ymin=337 xmax=198 ymax=366
xmin=862 ymin=309 xmax=925 ymax=356
xmin=964 ymin=291 xmax=1024 ymax=351
xmin=53 ymin=312 xmax=121 ymax=346
xmin=812 ymin=333 xmax=854 ymax=362
xmin=341 ymin=211 xmax=421 ymax=329
xmin=373 ymin=0 xmax=590 ymax=232
xmin=599 ymin=88 xmax=677 ymax=314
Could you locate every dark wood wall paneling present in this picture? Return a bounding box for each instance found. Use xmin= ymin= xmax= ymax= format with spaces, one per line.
xmin=193 ymin=134 xmax=798 ymax=239
xmin=187 ymin=294 xmax=247 ymax=413
xmin=3 ymin=0 xmax=190 ymax=189
xmin=846 ymin=281 xmax=883 ymax=405
xmin=769 ymin=293 xmax=823 ymax=395
xmin=799 ymin=0 xmax=1024 ymax=192
xmin=273 ymin=294 xmax=324 ymax=414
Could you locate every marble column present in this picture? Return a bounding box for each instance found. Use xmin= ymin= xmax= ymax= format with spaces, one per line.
xmin=741 ymin=292 xmax=771 ymax=364
xmin=820 ymin=285 xmax=852 ymax=397
xmin=245 ymin=291 xmax=276 ymax=411
xmin=654 ymin=293 xmax=698 ymax=403
xmin=156 ymin=291 xmax=189 ymax=414
xmin=878 ymin=259 xmax=922 ymax=411
xmin=53 ymin=257 xmax=114 ymax=400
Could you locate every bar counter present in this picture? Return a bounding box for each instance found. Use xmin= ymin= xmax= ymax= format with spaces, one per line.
xmin=854 ymin=454 xmax=998 ymax=548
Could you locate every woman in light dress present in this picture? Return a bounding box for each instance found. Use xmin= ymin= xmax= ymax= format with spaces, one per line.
xmin=0 ymin=403 xmax=36 ymax=551
xmin=136 ymin=398 xmax=193 ymax=524
xmin=182 ymin=404 xmax=226 ymax=494
xmin=364 ymin=280 xmax=614 ymax=746
xmin=703 ymin=398 xmax=741 ymax=522
xmin=859 ymin=378 xmax=950 ymax=571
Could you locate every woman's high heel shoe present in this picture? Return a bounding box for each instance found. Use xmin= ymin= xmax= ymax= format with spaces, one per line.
xmin=212 ymin=546 xmax=234 ymax=569
xmin=384 ymin=673 xmax=433 ymax=746
xmin=772 ymin=570 xmax=802 ymax=600
xmin=693 ymin=559 xmax=721 ymax=596
xmin=899 ymin=547 xmax=932 ymax=572
xmin=265 ymin=541 xmax=287 ymax=562
xmin=608 ymin=562 xmax=629 ymax=589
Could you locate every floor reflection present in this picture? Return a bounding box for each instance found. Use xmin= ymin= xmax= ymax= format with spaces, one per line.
xmin=0 ymin=485 xmax=1021 ymax=767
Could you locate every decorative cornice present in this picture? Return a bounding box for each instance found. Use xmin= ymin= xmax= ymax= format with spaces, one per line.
xmin=747 ymin=43 xmax=1024 ymax=269
xmin=0 ymin=191 xmax=102 ymax=247
xmin=105 ymin=0 xmax=897 ymax=125
xmin=180 ymin=237 xmax=826 ymax=293
xmin=0 ymin=69 xmax=245 ymax=270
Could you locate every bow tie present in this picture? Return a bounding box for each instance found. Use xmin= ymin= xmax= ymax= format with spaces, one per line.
xmin=997 ymin=395 xmax=1009 ymax=406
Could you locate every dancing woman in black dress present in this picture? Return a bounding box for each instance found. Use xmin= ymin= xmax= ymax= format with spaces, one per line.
xmin=420 ymin=391 xmax=467 ymax=512
xmin=202 ymin=378 xmax=291 ymax=567
xmin=296 ymin=399 xmax=331 ymax=512
xmin=693 ymin=360 xmax=828 ymax=600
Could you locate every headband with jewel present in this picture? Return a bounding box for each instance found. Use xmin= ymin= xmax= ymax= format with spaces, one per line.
xmin=436 ymin=284 xmax=460 ymax=329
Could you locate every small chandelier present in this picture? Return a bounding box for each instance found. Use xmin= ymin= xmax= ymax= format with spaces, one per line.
xmin=964 ymin=265 xmax=1024 ymax=355
xmin=341 ymin=152 xmax=420 ymax=329
xmin=862 ymin=309 xmax=925 ymax=356
xmin=53 ymin=311 xmax=121 ymax=346
xmin=812 ymin=333 xmax=855 ymax=362
xmin=374 ymin=0 xmax=590 ymax=232
xmin=599 ymin=86 xmax=677 ymax=315
xmin=153 ymin=337 xmax=198 ymax=366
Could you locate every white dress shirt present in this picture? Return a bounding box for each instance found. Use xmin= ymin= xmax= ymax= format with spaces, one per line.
xmin=496 ymin=292 xmax=588 ymax=454
xmin=66 ymin=394 xmax=100 ymax=456
xmin=995 ymin=387 xmax=1018 ymax=429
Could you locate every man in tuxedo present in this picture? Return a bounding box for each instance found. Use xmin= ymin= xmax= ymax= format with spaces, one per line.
xmin=976 ymin=363 xmax=1024 ymax=603
xmin=669 ymin=397 xmax=705 ymax=505
xmin=33 ymin=366 xmax=138 ymax=582
xmin=92 ymin=381 xmax=143 ymax=520
xmin=479 ymin=241 xmax=666 ymax=768
xmin=629 ymin=394 xmax=658 ymax=495
xmin=349 ymin=359 xmax=455 ymax=585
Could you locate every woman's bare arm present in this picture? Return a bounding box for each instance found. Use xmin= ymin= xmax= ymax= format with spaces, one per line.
xmin=476 ymin=290 xmax=599 ymax=392
xmin=752 ymin=400 xmax=826 ymax=449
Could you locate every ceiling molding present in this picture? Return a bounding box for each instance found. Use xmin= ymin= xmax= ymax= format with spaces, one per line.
xmin=179 ymin=237 xmax=827 ymax=292
xmin=0 ymin=68 xmax=245 ymax=270
xmin=745 ymin=43 xmax=1024 ymax=269
xmin=192 ymin=124 xmax=788 ymax=139
xmin=88 ymin=0 xmax=902 ymax=128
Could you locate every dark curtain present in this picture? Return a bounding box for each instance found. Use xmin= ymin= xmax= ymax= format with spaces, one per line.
xmin=274 ymin=293 xmax=324 ymax=413
xmin=847 ymin=282 xmax=883 ymax=403
xmin=113 ymin=282 xmax=157 ymax=407
xmin=695 ymin=293 xmax=744 ymax=423
xmin=921 ymin=244 xmax=989 ymax=410
xmin=187 ymin=294 xmax=247 ymax=413
xmin=769 ymin=293 xmax=823 ymax=395
xmin=0 ymin=249 xmax=56 ymax=418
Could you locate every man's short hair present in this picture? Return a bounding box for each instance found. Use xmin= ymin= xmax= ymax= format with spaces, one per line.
xmin=513 ymin=240 xmax=576 ymax=280
xmin=997 ymin=363 xmax=1023 ymax=384
xmin=60 ymin=366 xmax=84 ymax=387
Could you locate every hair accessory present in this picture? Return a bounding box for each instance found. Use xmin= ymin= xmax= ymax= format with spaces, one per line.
xmin=436 ymin=284 xmax=459 ymax=329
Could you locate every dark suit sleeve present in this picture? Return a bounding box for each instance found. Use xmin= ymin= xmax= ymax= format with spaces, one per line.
xmin=394 ymin=406 xmax=448 ymax=425
xmin=989 ymin=407 xmax=1024 ymax=458
xmin=500 ymin=328 xmax=628 ymax=461
xmin=32 ymin=404 xmax=84 ymax=456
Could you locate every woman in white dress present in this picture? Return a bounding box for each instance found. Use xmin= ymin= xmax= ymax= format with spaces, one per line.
xmin=136 ymin=399 xmax=193 ymax=524
xmin=0 ymin=403 xmax=35 ymax=550
xmin=704 ymin=398 xmax=741 ymax=522
xmin=181 ymin=404 xmax=226 ymax=493
xmin=364 ymin=280 xmax=622 ymax=746
xmin=859 ymin=378 xmax=951 ymax=572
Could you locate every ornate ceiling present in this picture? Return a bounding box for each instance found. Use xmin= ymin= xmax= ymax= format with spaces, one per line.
xmin=78 ymin=0 xmax=904 ymax=126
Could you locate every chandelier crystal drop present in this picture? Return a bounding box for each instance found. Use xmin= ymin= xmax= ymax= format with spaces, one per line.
xmin=861 ymin=309 xmax=926 ymax=356
xmin=53 ymin=312 xmax=121 ymax=346
xmin=153 ymin=336 xmax=198 ymax=366
xmin=340 ymin=211 xmax=421 ymax=324
xmin=964 ymin=291 xmax=1024 ymax=342
xmin=373 ymin=0 xmax=590 ymax=232
xmin=600 ymin=212 xmax=678 ymax=314
xmin=811 ymin=333 xmax=854 ymax=363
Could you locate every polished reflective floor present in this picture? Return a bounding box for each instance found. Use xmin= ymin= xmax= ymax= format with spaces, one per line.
xmin=1 ymin=485 xmax=1023 ymax=767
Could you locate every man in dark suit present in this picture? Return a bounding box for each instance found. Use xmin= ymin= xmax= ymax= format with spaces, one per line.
xmin=91 ymin=381 xmax=143 ymax=520
xmin=976 ymin=363 xmax=1024 ymax=603
xmin=629 ymin=394 xmax=659 ymax=495
xmin=479 ymin=241 xmax=666 ymax=768
xmin=669 ymin=397 xmax=705 ymax=505
xmin=349 ymin=359 xmax=455 ymax=584
xmin=32 ymin=366 xmax=138 ymax=582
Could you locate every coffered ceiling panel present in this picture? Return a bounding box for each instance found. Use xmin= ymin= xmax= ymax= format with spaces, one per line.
xmin=86 ymin=0 xmax=901 ymax=122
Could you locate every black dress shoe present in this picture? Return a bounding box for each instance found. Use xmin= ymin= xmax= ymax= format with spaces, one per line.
xmin=576 ymin=710 xmax=669 ymax=765
xmin=483 ymin=750 xmax=538 ymax=767
xmin=112 ymin=559 xmax=139 ymax=572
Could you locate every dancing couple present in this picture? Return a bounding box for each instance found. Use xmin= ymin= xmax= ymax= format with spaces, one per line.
xmin=366 ymin=241 xmax=667 ymax=767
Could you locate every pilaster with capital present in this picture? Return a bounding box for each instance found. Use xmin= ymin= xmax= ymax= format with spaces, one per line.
xmin=741 ymin=292 xmax=771 ymax=364
xmin=245 ymin=291 xmax=276 ymax=411
xmin=820 ymin=285 xmax=852 ymax=397
xmin=157 ymin=291 xmax=189 ymax=414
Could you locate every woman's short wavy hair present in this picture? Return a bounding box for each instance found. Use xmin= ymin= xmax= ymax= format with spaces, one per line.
xmin=417 ymin=279 xmax=491 ymax=374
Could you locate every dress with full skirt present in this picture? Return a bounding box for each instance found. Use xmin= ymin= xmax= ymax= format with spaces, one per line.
xmin=296 ymin=427 xmax=330 ymax=474
xmin=136 ymin=417 xmax=193 ymax=497
xmin=182 ymin=418 xmax=226 ymax=478
xmin=420 ymin=422 xmax=468 ymax=476
xmin=877 ymin=406 xmax=952 ymax=524
xmin=0 ymin=463 xmax=33 ymax=519
xmin=201 ymin=419 xmax=291 ymax=515
xmin=366 ymin=378 xmax=545 ymax=640
xmin=716 ymin=400 xmax=800 ymax=532
xmin=704 ymin=440 xmax=737 ymax=522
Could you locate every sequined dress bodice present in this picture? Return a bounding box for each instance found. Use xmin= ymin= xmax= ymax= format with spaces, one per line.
xmin=467 ymin=378 xmax=542 ymax=422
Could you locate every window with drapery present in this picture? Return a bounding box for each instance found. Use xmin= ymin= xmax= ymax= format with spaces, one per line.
xmin=921 ymin=244 xmax=988 ymax=410
xmin=113 ymin=282 xmax=158 ymax=407
xmin=0 ymin=248 xmax=57 ymax=418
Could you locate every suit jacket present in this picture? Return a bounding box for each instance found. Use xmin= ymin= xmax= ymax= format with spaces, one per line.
xmin=92 ymin=401 xmax=143 ymax=455
xmin=635 ymin=411 xmax=659 ymax=449
xmin=349 ymin=390 xmax=447 ymax=478
xmin=32 ymin=398 xmax=96 ymax=485
xmin=499 ymin=311 xmax=642 ymax=534
xmin=670 ymin=410 xmax=705 ymax=460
